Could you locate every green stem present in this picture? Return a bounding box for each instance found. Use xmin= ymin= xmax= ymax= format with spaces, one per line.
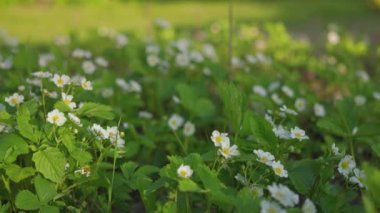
xmin=349 ymin=137 xmax=355 ymax=161
xmin=173 ymin=131 xmax=187 ymax=155
xmin=107 ymin=148 xmax=117 ymax=213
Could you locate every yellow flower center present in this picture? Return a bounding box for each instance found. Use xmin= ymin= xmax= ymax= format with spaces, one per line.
xmin=261 ymin=156 xmax=268 ymax=163
xmin=57 ymin=78 xmax=64 ymax=86
xmin=10 ymin=98 xmax=18 ymax=104
xmin=295 ymin=132 xmax=302 ymax=138
xmin=268 ymin=207 xmax=277 ymax=213
xmin=274 ymin=167 xmax=283 ymax=175
xmin=222 ymin=148 xmax=230 ymax=155
xmin=341 ymin=161 xmax=349 ymax=169
xmin=64 ymin=99 xmax=71 ymax=105
xmin=215 ymin=135 xmax=222 ymax=144
xmin=179 ymin=170 xmax=187 ymax=177
xmin=52 ymin=115 xmax=60 ymax=123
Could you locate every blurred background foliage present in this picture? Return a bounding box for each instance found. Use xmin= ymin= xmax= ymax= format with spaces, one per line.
xmin=0 ymin=0 xmax=379 ymax=43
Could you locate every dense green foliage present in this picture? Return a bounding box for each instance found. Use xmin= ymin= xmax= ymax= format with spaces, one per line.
xmin=0 ymin=20 xmax=380 ymax=212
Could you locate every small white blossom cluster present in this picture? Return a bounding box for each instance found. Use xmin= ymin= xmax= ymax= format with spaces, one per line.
xmin=168 ymin=114 xmax=195 ymax=136
xmin=266 ymin=113 xmax=309 ymax=141
xmin=210 ymin=130 xmax=240 ymax=159
xmin=74 ymin=165 xmax=91 ymax=177
xmin=337 ymin=155 xmax=365 ymax=188
xmin=253 ymin=149 xmax=288 ymax=178
xmin=89 ymin=124 xmax=125 ymax=148
xmin=116 ymin=78 xmax=142 ymax=93
xmin=261 ymin=183 xmax=316 ymax=213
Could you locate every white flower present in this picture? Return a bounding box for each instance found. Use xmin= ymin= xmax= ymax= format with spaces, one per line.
xmin=106 ymin=126 xmax=119 ymax=142
xmin=68 ymin=113 xmax=82 ymax=127
xmin=44 ymin=90 xmax=58 ymax=99
xmin=356 ymin=70 xmax=369 ymax=82
xmin=260 ymin=200 xmax=286 ymax=213
xmin=250 ymin=186 xmax=264 ymax=198
xmin=281 ymin=85 xmax=294 ymax=98
xmin=81 ymin=78 xmax=93 ymax=90
xmin=75 ymin=165 xmax=91 ymax=177
xmin=101 ymin=88 xmax=114 ymax=98
xmin=327 ymin=31 xmax=340 ymax=45
xmin=271 ymin=161 xmax=288 ymax=178
xmin=62 ymin=93 xmax=76 ymax=109
xmin=172 ymin=95 xmax=181 ymax=104
xmin=183 ymin=121 xmax=195 ymax=136
xmin=52 ymin=74 xmax=70 ymax=88
xmin=271 ymin=93 xmax=283 ymax=105
xmin=5 ymin=93 xmax=24 ymax=106
xmin=177 ymin=164 xmax=193 ymax=178
xmin=139 ymin=111 xmax=153 ymax=119
xmin=354 ymin=95 xmax=366 ymax=106
xmin=268 ymin=183 xmax=299 ymax=207
xmin=46 ymin=109 xmax=66 ymax=126
xmin=349 ymin=168 xmax=365 ymax=188
xmin=273 ymin=125 xmax=291 ymax=139
xmin=82 ymin=60 xmax=96 ymax=74
xmin=95 ymin=56 xmax=108 ymax=67
xmin=331 ymin=143 xmax=341 ymax=156
xmin=89 ymin=124 xmax=108 ymax=140
xmin=295 ymin=98 xmax=307 ymax=112
xmin=314 ymin=103 xmax=326 ymax=117
xmin=210 ymin=130 xmax=230 ymax=147
xmin=168 ymin=114 xmax=184 ymax=131
xmin=32 ymin=71 xmax=52 ymax=78
xmin=253 ymin=149 xmax=275 ymax=166
xmin=265 ymin=113 xmax=275 ymax=126
xmin=147 ymin=54 xmax=160 ymax=67
xmin=290 ymin=126 xmax=309 ymax=141
xmin=219 ymin=143 xmax=240 ymax=159
xmin=280 ymin=105 xmax=298 ymax=115
xmin=373 ymin=91 xmax=380 ymax=100
xmin=128 ymin=80 xmax=142 ymax=93
xmin=38 ymin=54 xmax=54 ymax=67
xmin=234 ymin=173 xmax=248 ymax=185
xmin=302 ymin=198 xmax=317 ymax=213
xmin=175 ymin=53 xmax=190 ymax=67
xmin=115 ymin=33 xmax=128 ymax=48
xmin=338 ymin=155 xmax=356 ymax=177
xmin=252 ymin=85 xmax=267 ymax=97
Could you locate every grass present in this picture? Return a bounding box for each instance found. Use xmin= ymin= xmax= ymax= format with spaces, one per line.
xmin=0 ymin=0 xmax=379 ymax=42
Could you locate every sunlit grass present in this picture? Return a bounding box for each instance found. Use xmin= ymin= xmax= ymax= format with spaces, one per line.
xmin=0 ymin=0 xmax=378 ymax=42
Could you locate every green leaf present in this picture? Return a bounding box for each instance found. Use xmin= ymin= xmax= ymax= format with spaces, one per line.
xmin=40 ymin=205 xmax=59 ymax=213
xmin=61 ymin=132 xmax=92 ymax=164
xmin=0 ymin=110 xmax=11 ymax=121
xmin=34 ymin=176 xmax=57 ymax=203
xmin=0 ymin=134 xmax=29 ymax=163
xmin=288 ymin=160 xmax=319 ymax=195
xmin=236 ymin=188 xmax=260 ymax=213
xmin=193 ymin=99 xmax=215 ymax=118
xmin=76 ymin=102 xmax=114 ymax=120
xmin=5 ymin=164 xmax=35 ymax=183
xmin=364 ymin=165 xmax=380 ymax=208
xmin=178 ymin=179 xmax=204 ymax=192
xmin=15 ymin=190 xmax=40 ymax=210
xmin=54 ymin=101 xmax=72 ymax=113
xmin=32 ymin=148 xmax=66 ymax=183
xmin=218 ymin=82 xmax=245 ymax=133
xmin=196 ymin=164 xmax=223 ymax=192
xmin=249 ymin=114 xmax=277 ymax=148
xmin=17 ymin=105 xmax=41 ymax=142
xmin=317 ymin=117 xmax=347 ymax=137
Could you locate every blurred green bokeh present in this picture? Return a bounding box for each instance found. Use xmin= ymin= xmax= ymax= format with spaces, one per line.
xmin=0 ymin=0 xmax=379 ymax=42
